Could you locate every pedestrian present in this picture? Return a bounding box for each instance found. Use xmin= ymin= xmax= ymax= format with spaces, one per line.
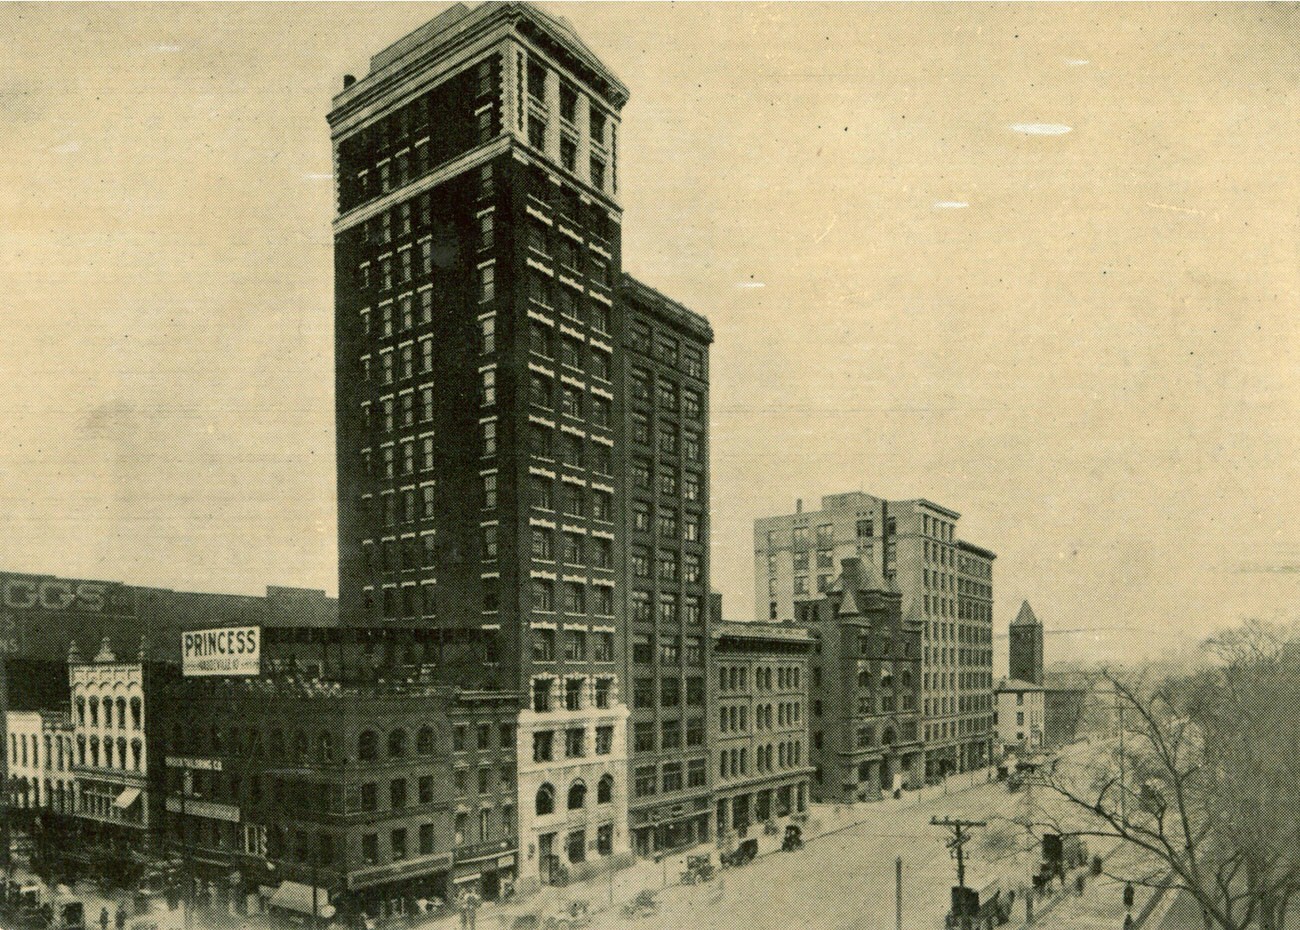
xmin=115 ymin=902 xmax=128 ymax=930
xmin=1123 ymin=913 xmax=1134 ymax=930
xmin=1123 ymin=882 xmax=1135 ymax=909
xmin=99 ymin=906 xmax=110 ymax=930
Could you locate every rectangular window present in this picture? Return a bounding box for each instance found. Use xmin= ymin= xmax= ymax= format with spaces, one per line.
xmin=634 ymin=766 xmax=656 ymax=798
xmin=565 ymin=728 xmax=585 ymax=758
xmin=661 ymin=677 xmax=680 ymax=708
xmin=661 ymin=762 xmax=683 ymax=793
xmin=481 ymin=369 xmax=496 ymax=406
xmin=564 ymin=629 xmax=586 ymax=660
xmin=478 ymin=265 xmax=495 ymax=303
xmin=532 ymin=581 xmax=555 ymax=614
xmin=594 ymin=632 xmax=614 ymax=662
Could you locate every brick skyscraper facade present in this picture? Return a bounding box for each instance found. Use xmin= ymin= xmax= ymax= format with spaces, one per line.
xmin=330 ymin=2 xmax=711 ymax=883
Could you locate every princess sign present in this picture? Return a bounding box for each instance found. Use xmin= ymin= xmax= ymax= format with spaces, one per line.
xmin=181 ymin=626 xmax=261 ymax=677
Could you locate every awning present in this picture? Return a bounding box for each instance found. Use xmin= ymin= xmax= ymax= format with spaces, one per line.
xmin=269 ymin=881 xmax=333 ymax=918
xmin=114 ymin=788 xmax=141 ymax=809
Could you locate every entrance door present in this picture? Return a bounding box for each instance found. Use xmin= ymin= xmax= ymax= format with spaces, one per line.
xmin=539 ymin=833 xmax=556 ymax=885
xmin=481 ymin=870 xmax=499 ymax=901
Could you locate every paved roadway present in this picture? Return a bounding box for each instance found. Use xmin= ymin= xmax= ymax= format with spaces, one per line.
xmin=577 ymin=778 xmax=1066 ymax=930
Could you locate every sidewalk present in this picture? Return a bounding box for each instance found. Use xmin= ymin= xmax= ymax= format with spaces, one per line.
xmin=1005 ymin=839 xmax=1173 ymax=930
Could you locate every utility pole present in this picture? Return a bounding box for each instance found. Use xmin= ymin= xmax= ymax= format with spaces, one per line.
xmin=932 ymin=816 xmax=986 ymax=930
xmin=895 ymin=856 xmax=903 ymax=930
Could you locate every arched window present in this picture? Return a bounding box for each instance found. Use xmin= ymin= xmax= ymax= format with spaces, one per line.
xmin=388 ymin=728 xmax=407 ymax=758
xmin=104 ymin=739 xmax=114 ymax=769
xmin=75 ymin=698 xmax=86 ymax=726
xmin=89 ymin=737 xmax=100 ymax=768
xmin=900 ymin=670 xmax=912 ymax=689
xmin=131 ymin=739 xmax=142 ymax=771
xmin=567 ymin=780 xmax=587 ymax=810
xmin=857 ymin=670 xmax=871 ymax=689
xmin=416 ymin=726 xmax=435 ymax=755
xmin=535 ymin=783 xmax=555 ymax=816
xmin=103 ymin=699 xmax=112 ymax=729
xmin=882 ymin=727 xmax=895 ymax=746
xmin=117 ymin=738 xmax=127 ymax=770
xmin=269 ymin=728 xmax=285 ymax=759
xmin=318 ymin=731 xmax=334 ymax=763
xmin=358 ymin=730 xmax=378 ymax=762
xmin=76 ymin=736 xmax=86 ymax=767
xmin=88 ymin=697 xmax=99 ymax=728
xmin=116 ymin=698 xmax=127 ymax=729
xmin=293 ymin=730 xmax=308 ymax=764
xmin=597 ymin=774 xmax=614 ymax=804
xmin=130 ymin=697 xmax=142 ymax=730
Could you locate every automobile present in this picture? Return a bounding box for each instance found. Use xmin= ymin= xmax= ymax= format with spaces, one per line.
xmin=680 ymin=854 xmax=714 ymax=884
xmin=781 ymin=825 xmax=803 ymax=852
xmin=721 ymin=838 xmax=758 ymax=868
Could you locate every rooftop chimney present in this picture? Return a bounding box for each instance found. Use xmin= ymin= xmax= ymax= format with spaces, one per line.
xmin=796 ymin=498 xmax=803 ymax=514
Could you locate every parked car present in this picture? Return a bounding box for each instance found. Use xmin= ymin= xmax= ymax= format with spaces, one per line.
xmin=781 ymin=825 xmax=804 ymax=852
xmin=721 ymin=838 xmax=758 ymax=868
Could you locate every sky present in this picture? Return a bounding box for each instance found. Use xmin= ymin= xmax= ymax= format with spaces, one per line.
xmin=1 ymin=3 xmax=1297 ymax=666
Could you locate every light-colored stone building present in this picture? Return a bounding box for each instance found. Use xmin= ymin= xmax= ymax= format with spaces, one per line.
xmin=994 ymin=678 xmax=1044 ymax=752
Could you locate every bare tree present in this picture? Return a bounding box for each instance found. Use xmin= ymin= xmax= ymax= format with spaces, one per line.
xmin=1019 ymin=620 xmax=1300 ymax=930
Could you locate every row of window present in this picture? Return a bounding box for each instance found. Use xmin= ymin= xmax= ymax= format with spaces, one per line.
xmin=522 ymin=425 xmax=615 ymax=475
xmin=632 ymin=717 xmax=706 ymax=752
xmin=720 ymin=740 xmax=802 ymax=781
xmin=926 ymin=645 xmax=993 ymax=670
xmin=633 ymin=758 xmax=707 ymax=798
xmin=629 ymin=546 xmax=704 ymax=584
xmin=529 ymin=675 xmax=616 ymax=713
xmin=627 ymin=463 xmax=703 ymax=501
xmin=631 ymin=676 xmax=705 ymax=710
xmin=926 ymin=717 xmax=991 ymax=742
xmin=524 ymin=527 xmax=614 ymax=568
xmin=628 ymin=414 xmax=703 ymax=462
xmin=629 ymin=591 xmax=707 ymax=627
xmin=717 ymin=701 xmax=803 ymax=734
xmin=170 ymin=720 xmax=513 ymax=765
xmin=9 ymin=733 xmax=75 ymax=772
xmin=521 ymin=54 xmax=616 ymax=195
xmin=629 ymin=504 xmax=704 ymax=542
xmin=925 ymin=693 xmax=993 ymax=716
xmin=627 ymin=320 xmax=706 ymax=380
xmin=74 ymin=696 xmax=142 ymax=730
xmin=527 ymin=580 xmax=615 ymax=618
xmin=68 ymin=735 xmax=143 ymax=772
xmin=530 ymin=725 xmax=613 ymax=762
xmin=927 ymin=620 xmax=992 ymax=644
xmin=523 ymin=474 xmax=614 ymax=521
xmin=337 ymin=56 xmax=498 ymax=212
xmin=631 ymin=633 xmax=704 ymax=666
xmin=629 ymin=369 xmax=704 ymax=420
xmin=526 ymin=320 xmax=613 ymax=380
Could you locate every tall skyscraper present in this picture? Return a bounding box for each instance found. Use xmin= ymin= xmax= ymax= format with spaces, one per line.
xmin=755 ymin=492 xmax=994 ymax=780
xmin=330 ymin=3 xmax=632 ymax=888
xmin=1009 ymin=600 xmax=1044 ymax=685
xmin=330 ymin=2 xmax=712 ymax=884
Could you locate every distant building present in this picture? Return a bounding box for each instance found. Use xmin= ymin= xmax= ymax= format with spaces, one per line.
xmin=5 ymin=709 xmax=75 ymax=816
xmin=710 ymin=618 xmax=813 ymax=838
xmin=1008 ymin=601 xmax=1044 ymax=686
xmin=994 ymin=678 xmax=1044 ymax=751
xmin=756 ymin=492 xmax=994 ymax=781
xmin=802 ymin=558 xmax=924 ymax=803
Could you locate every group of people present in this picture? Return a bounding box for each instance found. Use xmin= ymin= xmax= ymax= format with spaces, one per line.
xmin=95 ymin=902 xmax=129 ymax=930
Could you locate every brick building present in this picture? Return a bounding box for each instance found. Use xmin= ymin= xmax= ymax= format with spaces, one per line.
xmin=755 ymin=492 xmax=995 ymax=781
xmin=801 ymin=558 xmax=924 ymax=803
xmin=169 ymin=675 xmax=519 ymax=921
xmin=710 ymin=619 xmax=812 ymax=838
xmin=619 ymin=276 xmax=713 ymax=856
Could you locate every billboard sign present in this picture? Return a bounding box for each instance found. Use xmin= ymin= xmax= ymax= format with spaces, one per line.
xmin=181 ymin=627 xmax=261 ymax=677
xmin=0 ymin=573 xmax=135 ymax=616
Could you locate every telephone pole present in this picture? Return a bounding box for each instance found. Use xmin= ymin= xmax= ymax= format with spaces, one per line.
xmin=932 ymin=816 xmax=986 ymax=930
